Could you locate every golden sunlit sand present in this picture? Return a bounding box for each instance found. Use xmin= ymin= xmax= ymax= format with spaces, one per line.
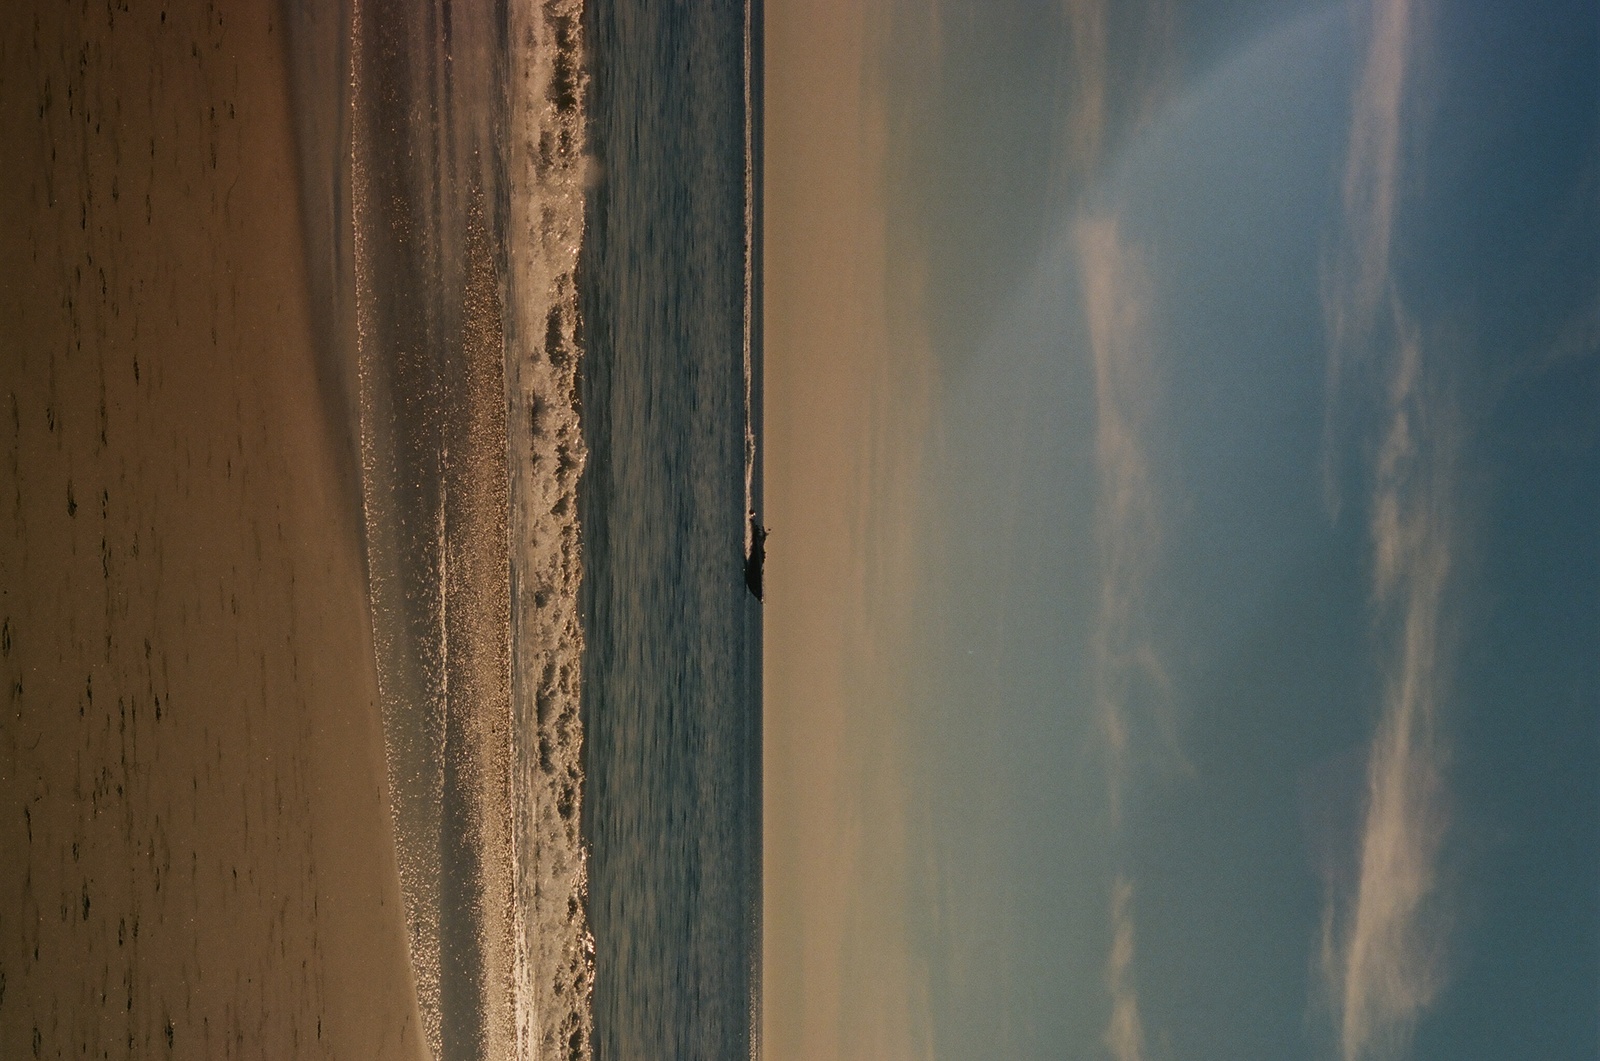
xmin=0 ymin=2 xmax=427 ymax=1057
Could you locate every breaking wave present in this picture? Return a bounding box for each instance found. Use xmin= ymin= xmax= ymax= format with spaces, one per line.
xmin=503 ymin=2 xmax=595 ymax=1059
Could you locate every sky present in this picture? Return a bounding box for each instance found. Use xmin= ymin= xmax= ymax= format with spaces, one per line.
xmin=765 ymin=2 xmax=1598 ymax=1060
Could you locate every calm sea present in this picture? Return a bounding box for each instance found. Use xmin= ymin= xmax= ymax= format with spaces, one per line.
xmin=306 ymin=0 xmax=762 ymax=1057
xmin=581 ymin=1 xmax=763 ymax=1058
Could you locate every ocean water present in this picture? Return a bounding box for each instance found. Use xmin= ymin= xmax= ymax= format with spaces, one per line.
xmin=328 ymin=0 xmax=760 ymax=1058
xmin=581 ymin=2 xmax=763 ymax=1059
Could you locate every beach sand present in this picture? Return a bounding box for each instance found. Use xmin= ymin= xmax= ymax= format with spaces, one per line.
xmin=0 ymin=2 xmax=428 ymax=1058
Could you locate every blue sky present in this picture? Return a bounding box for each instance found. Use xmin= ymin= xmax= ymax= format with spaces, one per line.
xmin=765 ymin=2 xmax=1597 ymax=1058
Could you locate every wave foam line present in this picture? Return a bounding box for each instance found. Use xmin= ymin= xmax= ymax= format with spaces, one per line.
xmin=504 ymin=1 xmax=594 ymax=1059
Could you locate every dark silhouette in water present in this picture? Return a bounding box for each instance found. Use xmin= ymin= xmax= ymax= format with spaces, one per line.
xmin=745 ymin=518 xmax=769 ymax=602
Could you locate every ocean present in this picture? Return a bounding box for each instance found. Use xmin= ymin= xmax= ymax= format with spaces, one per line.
xmin=320 ymin=0 xmax=762 ymax=1058
xmin=581 ymin=2 xmax=763 ymax=1058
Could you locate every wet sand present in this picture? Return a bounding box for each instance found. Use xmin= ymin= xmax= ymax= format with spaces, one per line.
xmin=0 ymin=2 xmax=428 ymax=1058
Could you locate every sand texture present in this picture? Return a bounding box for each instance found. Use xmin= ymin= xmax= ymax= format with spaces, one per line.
xmin=0 ymin=2 xmax=428 ymax=1058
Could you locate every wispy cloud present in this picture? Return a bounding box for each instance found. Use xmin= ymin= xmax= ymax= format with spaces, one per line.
xmin=1062 ymin=7 xmax=1190 ymax=1051
xmin=1104 ymin=876 xmax=1149 ymax=1061
xmin=1329 ymin=0 xmax=1416 ymax=347
xmin=1323 ymin=326 xmax=1457 ymax=1061
xmin=1064 ymin=0 xmax=1109 ymax=177
xmin=1062 ymin=5 xmax=1191 ymax=1051
xmin=1323 ymin=0 xmax=1424 ymax=512
xmin=1077 ymin=216 xmax=1172 ymax=816
xmin=1078 ymin=214 xmax=1164 ymax=1061
xmin=1055 ymin=0 xmax=1178 ymax=202
xmin=1321 ymin=4 xmax=1458 ymax=1060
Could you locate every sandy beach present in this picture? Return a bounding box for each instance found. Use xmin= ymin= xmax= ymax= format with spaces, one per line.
xmin=0 ymin=2 xmax=428 ymax=1058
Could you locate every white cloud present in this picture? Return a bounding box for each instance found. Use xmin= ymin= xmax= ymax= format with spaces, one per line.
xmin=1104 ymin=876 xmax=1149 ymax=1061
xmin=1078 ymin=214 xmax=1171 ymax=1061
xmin=1329 ymin=0 xmax=1416 ymax=348
xmin=1322 ymin=0 xmax=1423 ymax=513
xmin=1064 ymin=0 xmax=1109 ymax=178
xmin=1320 ymin=4 xmax=1458 ymax=1059
xmin=1077 ymin=215 xmax=1167 ymax=818
xmin=1324 ymin=323 xmax=1457 ymax=1061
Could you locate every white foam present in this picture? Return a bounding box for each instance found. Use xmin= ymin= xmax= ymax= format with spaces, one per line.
xmin=503 ymin=2 xmax=595 ymax=1058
